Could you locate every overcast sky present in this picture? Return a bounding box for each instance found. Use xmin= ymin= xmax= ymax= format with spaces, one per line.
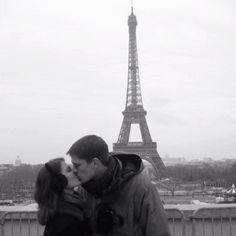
xmin=0 ymin=0 xmax=235 ymax=164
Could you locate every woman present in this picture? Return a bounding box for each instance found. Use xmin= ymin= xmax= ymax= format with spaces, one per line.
xmin=34 ymin=157 xmax=90 ymax=236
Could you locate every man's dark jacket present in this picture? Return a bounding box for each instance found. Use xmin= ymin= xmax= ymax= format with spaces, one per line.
xmin=83 ymin=153 xmax=171 ymax=236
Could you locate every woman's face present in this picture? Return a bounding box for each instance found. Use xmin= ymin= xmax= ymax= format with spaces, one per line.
xmin=60 ymin=160 xmax=80 ymax=189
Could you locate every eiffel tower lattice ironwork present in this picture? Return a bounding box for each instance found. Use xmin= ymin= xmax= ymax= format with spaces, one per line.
xmin=113 ymin=7 xmax=165 ymax=175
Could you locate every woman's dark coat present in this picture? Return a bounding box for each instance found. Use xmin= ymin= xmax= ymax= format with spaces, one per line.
xmin=44 ymin=212 xmax=88 ymax=236
xmin=43 ymin=197 xmax=90 ymax=236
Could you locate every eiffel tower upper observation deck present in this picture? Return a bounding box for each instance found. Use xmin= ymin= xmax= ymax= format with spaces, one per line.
xmin=113 ymin=7 xmax=165 ymax=175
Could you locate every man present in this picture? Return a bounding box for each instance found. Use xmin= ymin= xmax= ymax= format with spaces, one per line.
xmin=67 ymin=135 xmax=170 ymax=236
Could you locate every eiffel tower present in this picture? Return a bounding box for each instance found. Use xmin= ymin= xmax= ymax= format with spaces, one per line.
xmin=113 ymin=7 xmax=165 ymax=175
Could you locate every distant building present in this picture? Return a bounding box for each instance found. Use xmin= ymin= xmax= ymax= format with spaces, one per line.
xmin=0 ymin=164 xmax=13 ymax=175
xmin=14 ymin=156 xmax=22 ymax=166
xmin=0 ymin=156 xmax=23 ymax=176
xmin=222 ymin=158 xmax=236 ymax=165
xmin=188 ymin=159 xmax=202 ymax=165
xmin=202 ymin=157 xmax=214 ymax=163
xmin=163 ymin=157 xmax=187 ymax=166
xmin=163 ymin=156 xmax=236 ymax=167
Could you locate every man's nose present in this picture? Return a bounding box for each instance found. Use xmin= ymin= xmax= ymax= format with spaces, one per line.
xmin=73 ymin=166 xmax=78 ymax=175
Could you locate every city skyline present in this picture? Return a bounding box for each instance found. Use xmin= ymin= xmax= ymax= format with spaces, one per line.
xmin=0 ymin=0 xmax=236 ymax=164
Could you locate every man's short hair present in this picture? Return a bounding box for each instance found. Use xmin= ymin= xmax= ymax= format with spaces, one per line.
xmin=67 ymin=135 xmax=109 ymax=165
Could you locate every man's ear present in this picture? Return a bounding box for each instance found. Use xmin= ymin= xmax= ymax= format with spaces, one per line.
xmin=92 ymin=157 xmax=101 ymax=168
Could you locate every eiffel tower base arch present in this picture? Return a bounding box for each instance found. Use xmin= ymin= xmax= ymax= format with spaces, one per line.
xmin=113 ymin=142 xmax=166 ymax=179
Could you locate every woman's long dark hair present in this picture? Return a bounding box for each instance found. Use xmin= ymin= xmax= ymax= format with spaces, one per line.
xmin=34 ymin=158 xmax=64 ymax=225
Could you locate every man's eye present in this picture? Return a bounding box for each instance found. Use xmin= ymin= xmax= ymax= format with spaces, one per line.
xmin=67 ymin=166 xmax=72 ymax=172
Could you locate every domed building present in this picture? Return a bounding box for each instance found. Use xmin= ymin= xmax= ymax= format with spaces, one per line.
xmin=14 ymin=156 xmax=22 ymax=167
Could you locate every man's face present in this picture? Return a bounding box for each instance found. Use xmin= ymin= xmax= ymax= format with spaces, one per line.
xmin=71 ymin=156 xmax=96 ymax=183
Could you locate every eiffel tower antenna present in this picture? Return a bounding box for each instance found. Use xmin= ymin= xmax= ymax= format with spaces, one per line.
xmin=113 ymin=7 xmax=165 ymax=177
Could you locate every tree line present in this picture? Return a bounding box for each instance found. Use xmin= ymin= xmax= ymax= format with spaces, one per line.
xmin=0 ymin=161 xmax=235 ymax=199
xmin=165 ymin=161 xmax=236 ymax=187
xmin=0 ymin=164 xmax=42 ymax=199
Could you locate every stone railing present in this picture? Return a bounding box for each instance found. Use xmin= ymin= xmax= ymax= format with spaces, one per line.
xmin=1 ymin=206 xmax=236 ymax=236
